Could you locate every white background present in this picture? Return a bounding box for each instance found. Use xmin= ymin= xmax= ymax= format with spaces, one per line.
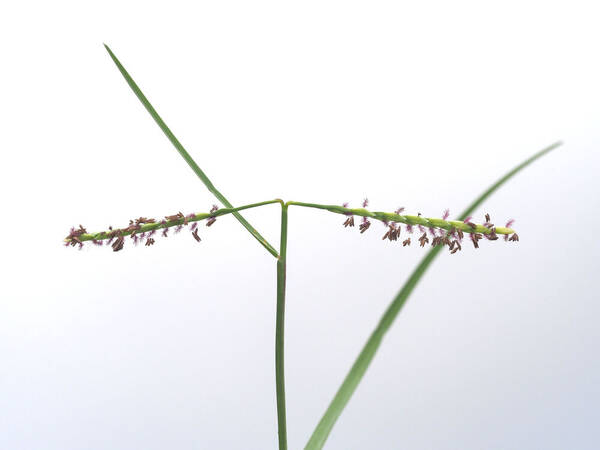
xmin=1 ymin=1 xmax=599 ymax=449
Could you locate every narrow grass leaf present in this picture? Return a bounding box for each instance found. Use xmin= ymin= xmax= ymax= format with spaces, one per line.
xmin=305 ymin=141 xmax=562 ymax=449
xmin=103 ymin=44 xmax=278 ymax=257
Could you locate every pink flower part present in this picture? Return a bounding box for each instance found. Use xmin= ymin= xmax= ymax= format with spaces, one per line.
xmin=505 ymin=219 xmax=515 ymax=228
xmin=443 ymin=209 xmax=450 ymax=220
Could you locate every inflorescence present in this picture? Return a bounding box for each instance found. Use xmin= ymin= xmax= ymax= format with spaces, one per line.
xmin=336 ymin=198 xmax=518 ymax=254
xmin=64 ymin=204 xmax=220 ymax=252
xmin=64 ymin=199 xmax=518 ymax=254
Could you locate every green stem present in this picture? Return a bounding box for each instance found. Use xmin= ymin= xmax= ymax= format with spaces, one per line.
xmin=66 ymin=199 xmax=282 ymax=243
xmin=276 ymin=202 xmax=289 ymax=450
xmin=103 ymin=44 xmax=279 ymax=258
xmin=304 ymin=141 xmax=562 ymax=449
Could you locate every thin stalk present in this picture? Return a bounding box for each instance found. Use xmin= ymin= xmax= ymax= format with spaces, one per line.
xmin=304 ymin=141 xmax=562 ymax=449
xmin=65 ymin=199 xmax=282 ymax=243
xmin=275 ymin=202 xmax=289 ymax=450
xmin=103 ymin=44 xmax=279 ymax=258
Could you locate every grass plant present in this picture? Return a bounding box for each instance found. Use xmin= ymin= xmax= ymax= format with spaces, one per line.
xmin=65 ymin=44 xmax=561 ymax=450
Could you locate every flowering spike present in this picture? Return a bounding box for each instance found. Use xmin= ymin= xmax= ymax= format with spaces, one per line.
xmin=65 ymin=200 xmax=518 ymax=254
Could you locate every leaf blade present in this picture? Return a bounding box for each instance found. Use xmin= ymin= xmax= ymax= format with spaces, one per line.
xmin=103 ymin=44 xmax=279 ymax=258
xmin=305 ymin=141 xmax=562 ymax=449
